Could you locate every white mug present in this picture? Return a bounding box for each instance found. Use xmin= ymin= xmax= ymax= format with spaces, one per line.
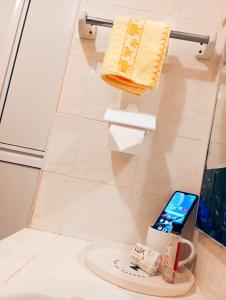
xmin=146 ymin=226 xmax=195 ymax=268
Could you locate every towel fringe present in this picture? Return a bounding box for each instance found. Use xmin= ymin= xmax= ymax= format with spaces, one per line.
xmin=150 ymin=26 xmax=171 ymax=88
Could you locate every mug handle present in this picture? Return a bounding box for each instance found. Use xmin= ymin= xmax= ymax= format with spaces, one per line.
xmin=178 ymin=238 xmax=196 ymax=268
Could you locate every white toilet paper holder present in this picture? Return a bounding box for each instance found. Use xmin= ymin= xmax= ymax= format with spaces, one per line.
xmin=104 ymin=108 xmax=156 ymax=132
xmin=104 ymin=108 xmax=156 ymax=155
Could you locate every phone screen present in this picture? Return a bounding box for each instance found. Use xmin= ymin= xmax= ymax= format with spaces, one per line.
xmin=153 ymin=191 xmax=198 ymax=233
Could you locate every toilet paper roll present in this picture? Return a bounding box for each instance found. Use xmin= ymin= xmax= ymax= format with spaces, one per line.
xmin=109 ymin=124 xmax=145 ymax=155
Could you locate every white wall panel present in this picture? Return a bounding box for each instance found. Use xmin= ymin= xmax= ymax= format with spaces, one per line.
xmin=0 ymin=0 xmax=79 ymax=151
xmin=0 ymin=160 xmax=40 ymax=239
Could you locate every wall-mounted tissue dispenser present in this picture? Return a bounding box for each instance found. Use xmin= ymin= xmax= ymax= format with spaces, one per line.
xmin=104 ymin=108 xmax=156 ymax=155
xmin=104 ymin=109 xmax=156 ymax=131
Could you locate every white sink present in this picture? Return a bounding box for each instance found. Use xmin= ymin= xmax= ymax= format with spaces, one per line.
xmin=0 ymin=294 xmax=84 ymax=300
xmin=0 ymin=285 xmax=86 ymax=300
xmin=0 ymin=281 xmax=133 ymax=300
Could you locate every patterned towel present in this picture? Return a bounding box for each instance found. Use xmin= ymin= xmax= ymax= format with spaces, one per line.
xmin=101 ymin=17 xmax=171 ymax=96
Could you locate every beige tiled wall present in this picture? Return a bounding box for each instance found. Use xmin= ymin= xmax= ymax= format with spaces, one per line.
xmin=195 ymin=231 xmax=226 ymax=300
xmin=31 ymin=0 xmax=226 ymax=299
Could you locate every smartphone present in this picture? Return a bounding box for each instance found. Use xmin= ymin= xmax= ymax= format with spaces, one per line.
xmin=152 ymin=191 xmax=199 ymax=234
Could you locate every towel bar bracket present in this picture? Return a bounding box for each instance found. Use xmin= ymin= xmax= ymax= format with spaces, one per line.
xmin=79 ymin=11 xmax=97 ymax=40
xmin=79 ymin=12 xmax=217 ymax=59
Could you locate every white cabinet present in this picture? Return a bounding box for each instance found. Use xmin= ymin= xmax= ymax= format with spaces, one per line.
xmin=0 ymin=0 xmax=24 ymax=97
xmin=0 ymin=160 xmax=40 ymax=239
xmin=0 ymin=0 xmax=79 ymax=238
xmin=0 ymin=0 xmax=78 ymax=152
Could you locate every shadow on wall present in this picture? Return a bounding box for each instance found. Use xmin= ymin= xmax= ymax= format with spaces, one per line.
xmin=76 ymin=28 xmax=220 ymax=241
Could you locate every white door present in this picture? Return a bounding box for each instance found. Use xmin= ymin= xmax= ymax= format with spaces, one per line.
xmin=0 ymin=0 xmax=78 ymax=152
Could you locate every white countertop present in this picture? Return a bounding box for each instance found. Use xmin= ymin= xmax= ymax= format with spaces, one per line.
xmin=0 ymin=229 xmax=206 ymax=300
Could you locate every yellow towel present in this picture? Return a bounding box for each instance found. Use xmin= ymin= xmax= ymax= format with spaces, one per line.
xmin=101 ymin=17 xmax=171 ymax=96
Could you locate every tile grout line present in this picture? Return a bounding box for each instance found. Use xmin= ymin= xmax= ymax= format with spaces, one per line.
xmin=43 ymin=169 xmax=131 ymax=191
xmin=129 ymin=92 xmax=153 ymax=196
xmin=84 ymin=0 xmax=223 ymax=25
xmin=41 ymin=169 xmax=172 ymax=197
xmin=1 ymin=234 xmax=59 ymax=286
xmin=52 ymin=111 xmax=207 ymax=143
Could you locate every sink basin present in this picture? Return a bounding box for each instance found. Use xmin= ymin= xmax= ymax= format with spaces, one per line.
xmin=0 ymin=294 xmax=85 ymax=300
xmin=0 ymin=285 xmax=86 ymax=300
xmin=0 ymin=281 xmax=133 ymax=300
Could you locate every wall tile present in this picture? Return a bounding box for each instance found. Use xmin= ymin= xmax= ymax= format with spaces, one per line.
xmin=84 ymin=0 xmax=172 ymax=15
xmin=206 ymin=142 xmax=226 ymax=169
xmin=129 ymin=190 xmax=167 ymax=242
xmin=72 ymin=118 xmax=138 ymax=188
xmin=149 ymin=64 xmax=217 ymax=141
xmin=44 ymin=114 xmax=138 ymax=189
xmin=60 ymin=178 xmax=191 ymax=244
xmin=85 ymin=0 xmax=225 ymax=23
xmin=194 ymin=231 xmax=211 ymax=295
xmin=85 ymin=63 xmax=152 ymax=121
xmin=58 ymin=55 xmax=122 ymax=120
xmin=60 ymin=178 xmax=135 ymax=243
xmin=149 ymin=17 xmax=220 ymax=141
xmin=59 ymin=54 xmax=153 ymax=121
xmin=32 ymin=174 xmax=173 ymax=244
xmin=32 ymin=172 xmax=73 ymax=233
xmin=44 ymin=113 xmax=83 ymax=176
xmin=133 ymin=133 xmax=207 ymax=195
xmin=173 ymin=18 xmax=221 ymax=40
xmin=205 ymin=245 xmax=226 ymax=300
xmin=58 ymin=57 xmax=96 ymax=118
xmin=195 ymin=231 xmax=226 ymax=300
xmin=169 ymin=0 xmax=225 ymax=23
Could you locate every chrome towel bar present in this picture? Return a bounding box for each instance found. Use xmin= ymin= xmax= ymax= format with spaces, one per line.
xmin=86 ymin=15 xmax=210 ymax=44
xmin=79 ymin=12 xmax=217 ymax=59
